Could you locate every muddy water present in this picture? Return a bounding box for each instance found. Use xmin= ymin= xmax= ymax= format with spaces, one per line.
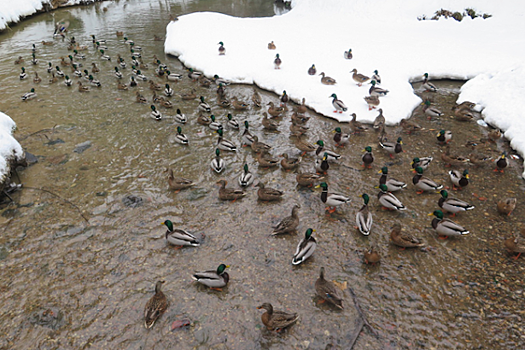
xmin=1 ymin=1 xmax=524 ymax=349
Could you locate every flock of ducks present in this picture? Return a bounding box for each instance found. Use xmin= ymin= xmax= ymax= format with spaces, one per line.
xmin=16 ymin=29 xmax=524 ymax=333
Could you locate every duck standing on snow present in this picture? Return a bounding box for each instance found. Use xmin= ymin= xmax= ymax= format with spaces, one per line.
xmin=344 ymin=48 xmax=352 ymax=59
xmin=308 ymin=64 xmax=316 ymax=75
xmin=274 ymin=54 xmax=282 ymax=69
xmin=369 ymin=80 xmax=388 ymax=97
xmin=268 ymin=41 xmax=276 ymax=50
xmin=218 ymin=41 xmax=226 ymax=55
xmin=350 ymin=68 xmax=370 ymax=86
xmin=319 ymin=72 xmax=336 ymax=85
xmin=371 ymin=70 xmax=381 ymax=84
xmin=330 ymin=93 xmax=347 ymax=113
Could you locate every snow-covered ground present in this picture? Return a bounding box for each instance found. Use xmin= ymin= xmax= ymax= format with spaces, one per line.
xmin=0 ymin=112 xmax=24 ymax=184
xmin=165 ymin=0 xmax=525 ymax=177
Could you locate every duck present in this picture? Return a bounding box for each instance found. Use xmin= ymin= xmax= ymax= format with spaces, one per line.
xmin=369 ymin=80 xmax=388 ymax=97
xmin=213 ymin=75 xmax=231 ymax=86
xmin=218 ymin=41 xmax=226 ymax=55
xmin=118 ymin=57 xmax=127 ymax=70
xmin=21 ymin=88 xmax=37 ymax=101
xmin=174 ymin=126 xmax=189 ymax=145
xmin=308 ymin=64 xmax=317 ymax=76
xmin=274 ymin=54 xmax=282 ymax=69
xmin=437 ymin=130 xmax=452 ymax=144
xmin=497 ymin=197 xmax=517 ymax=216
xmin=136 ymin=91 xmax=147 ymax=103
xmin=292 ymin=136 xmax=316 ymax=155
xmin=144 ymin=281 xmax=168 ymax=329
xmin=390 ymin=223 xmax=425 ymax=249
xmin=251 ymin=89 xmax=262 ymax=107
xmin=262 ymin=112 xmax=279 ymax=131
xmin=149 ymin=80 xmax=162 ymax=91
xmin=296 ymin=172 xmax=324 ymax=187
xmin=290 ymin=123 xmax=309 ymax=137
xmin=438 ymin=190 xmax=474 ymax=216
xmin=173 ymin=109 xmax=186 ymax=124
xmin=267 ymin=102 xmax=284 ymax=117
xmin=291 ymin=111 xmax=310 ymax=126
xmin=129 ymin=76 xmax=138 ymax=87
xmin=116 ymin=31 xmax=124 ymax=37
xmin=362 ymin=146 xmax=374 ymax=168
xmin=150 ymin=105 xmax=162 ymax=120
xmin=14 ymin=56 xmax=24 ymax=65
xmin=411 ymin=156 xmax=433 ymax=171
xmin=371 ymin=70 xmax=382 ymax=84
xmin=356 ymin=194 xmax=373 ymax=236
xmin=99 ymin=49 xmax=111 ymax=61
xmin=231 ymin=97 xmax=249 ymax=110
xmin=216 ymin=84 xmax=226 ymax=98
xmin=256 ymin=182 xmax=284 ymax=201
xmin=399 ymin=118 xmax=422 ymax=134
xmin=198 ymin=75 xmax=212 ymax=88
xmin=167 ymin=168 xmax=194 ymax=191
xmin=46 ymin=62 xmax=53 ymax=73
xmin=281 ymin=153 xmax=301 ymax=171
xmin=315 ymin=153 xmax=329 ymax=174
xmin=292 ymin=228 xmax=317 ymax=265
xmin=504 ymin=231 xmax=525 ymax=259
xmin=333 ymin=127 xmax=350 ymax=147
xmin=198 ymin=96 xmax=211 ymax=113
xmin=217 ymin=179 xmax=245 ymax=201
xmin=377 ymin=184 xmax=406 ymax=211
xmin=422 ymin=73 xmax=437 ymax=92
xmin=216 ymin=128 xmax=237 ymax=151
xmin=88 ymin=62 xmax=99 ymax=74
xmin=343 ymin=48 xmax=352 ymax=59
xmin=315 ymin=182 xmax=351 ymax=213
xmin=350 ymin=68 xmax=370 ymax=86
xmin=64 ymin=75 xmax=72 ymax=86
xmin=379 ymin=136 xmax=403 ymax=158
xmin=315 ymin=140 xmax=340 ymax=161
xmin=242 ymin=121 xmax=255 ymax=146
xmin=187 ymin=68 xmax=203 ymax=81
xmin=77 ymin=81 xmax=90 ymax=92
xmin=413 ymin=166 xmax=443 ymax=193
xmin=88 ymin=75 xmax=101 ymax=87
xmin=272 ymin=204 xmax=300 ymax=235
xmin=373 ymin=108 xmax=385 ymax=131
xmin=33 ymin=72 xmax=41 ymax=84
xmin=488 ymin=128 xmax=502 ymax=142
xmin=315 ymin=267 xmax=343 ymax=309
xmin=495 ymin=153 xmax=508 ymax=173
xmin=192 ymin=264 xmax=230 ymax=289
xmin=225 ymin=114 xmax=239 ymax=130
xmin=319 ymin=72 xmax=336 ymax=85
xmin=454 ymin=108 xmax=474 ymax=122
xmin=71 ymin=66 xmax=82 ymax=78
xmin=208 ymin=115 xmax=222 ymax=130
xmin=430 ymin=210 xmax=469 ymax=238
xmin=180 ymin=88 xmax=197 ymax=100
xmin=251 ymin=135 xmax=272 ymax=153
xmin=54 ymin=66 xmax=65 ymax=78
xmin=211 ymin=148 xmax=225 ymax=173
xmin=60 ymin=56 xmax=70 ymax=67
xmin=111 ymin=66 xmax=123 ymax=79
xmin=280 ymin=90 xmax=289 ymax=106
xmin=441 ymin=145 xmax=469 ymax=167
xmin=117 ymin=82 xmax=128 ymax=90
xmin=379 ymin=166 xmax=407 ymax=192
xmin=423 ymin=100 xmax=443 ymax=119
xmin=255 ymin=152 xmax=279 ymax=169
xmin=468 ymin=152 xmax=493 ymax=167
xmin=19 ymin=67 xmax=28 ymax=80
xmin=218 ymin=97 xmax=231 ymax=108
xmin=268 ymin=41 xmax=276 ymax=50
xmin=364 ymin=95 xmax=380 ymax=110
xmin=364 ymin=247 xmax=381 ymax=265
xmin=73 ymin=50 xmax=85 ymax=60
xmin=163 ymin=220 xmax=200 ymax=247
xmin=166 ymin=71 xmax=182 ymax=82
xmin=349 ymin=113 xmax=368 ymax=133
xmin=49 ymin=72 xmax=58 ymax=84
xmin=257 ymin=303 xmax=299 ymax=331
xmin=158 ymin=97 xmax=173 ymax=109
xmin=449 ymin=169 xmax=469 ymax=189
xmin=329 ymin=93 xmax=348 ymax=113
xmin=238 ymin=164 xmax=255 ymax=187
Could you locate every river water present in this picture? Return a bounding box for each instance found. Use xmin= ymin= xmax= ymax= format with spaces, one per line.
xmin=0 ymin=1 xmax=524 ymax=349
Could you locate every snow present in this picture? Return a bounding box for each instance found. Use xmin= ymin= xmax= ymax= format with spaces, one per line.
xmin=0 ymin=112 xmax=24 ymax=184
xmin=165 ymin=0 xmax=525 ymax=177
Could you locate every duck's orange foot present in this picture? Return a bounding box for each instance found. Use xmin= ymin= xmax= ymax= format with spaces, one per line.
xmin=438 ymin=235 xmax=449 ymax=240
xmin=514 ymin=252 xmax=522 ymax=260
xmin=416 ymin=190 xmax=424 ymax=194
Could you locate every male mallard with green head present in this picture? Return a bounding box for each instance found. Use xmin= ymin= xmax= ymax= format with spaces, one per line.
xmin=192 ymin=264 xmax=230 ymax=289
xmin=292 ymin=228 xmax=317 ymax=265
xmin=315 ymin=182 xmax=351 ymax=213
xmin=430 ymin=210 xmax=469 ymax=238
xmin=162 ymin=220 xmax=200 ymax=247
xmin=356 ymin=194 xmax=372 ymax=236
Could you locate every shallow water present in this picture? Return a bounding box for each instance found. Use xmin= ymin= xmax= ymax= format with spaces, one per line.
xmin=0 ymin=1 xmax=524 ymax=349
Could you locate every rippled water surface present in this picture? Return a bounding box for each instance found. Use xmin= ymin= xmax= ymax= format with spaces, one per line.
xmin=0 ymin=1 xmax=524 ymax=349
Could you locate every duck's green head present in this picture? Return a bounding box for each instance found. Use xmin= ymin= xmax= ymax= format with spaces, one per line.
xmin=305 ymin=228 xmax=315 ymax=239
xmin=150 ymin=105 xmax=156 ymax=111
xmin=437 ymin=130 xmax=445 ymax=137
xmin=218 ymin=41 xmax=224 ymax=46
xmin=131 ymin=76 xmax=136 ymax=81
xmin=124 ymin=37 xmax=128 ymax=41
xmin=200 ymin=96 xmax=205 ymax=102
xmin=364 ymin=146 xmax=372 ymax=153
xmin=131 ymin=56 xmax=136 ymax=61
xmin=415 ymin=166 xmax=424 ymax=174
xmin=72 ymin=63 xmax=77 ymax=69
xmin=74 ymin=49 xmax=79 ymax=54
xmin=330 ymin=93 xmax=337 ymax=99
xmin=276 ymin=54 xmax=280 ymax=58
xmin=215 ymin=148 xmax=221 ymax=157
xmin=21 ymin=67 xmax=25 ymax=72
xmin=137 ymin=70 xmax=142 ymax=75
xmin=114 ymin=67 xmax=119 ymax=72
xmin=210 ymin=115 xmax=216 ymax=122
xmin=396 ymin=137 xmax=403 ymax=144
xmin=379 ymin=184 xmax=388 ymax=192
xmin=32 ymin=52 xmax=36 ymax=58
xmin=89 ymin=75 xmax=94 ymax=80
xmin=165 ymin=83 xmax=170 ymax=89
xmin=48 ymin=62 xmax=52 ymax=67
xmin=243 ymin=163 xmax=249 ymax=173
xmin=68 ymin=55 xmax=73 ymax=60
xmin=30 ymin=88 xmax=35 ymax=93
xmin=380 ymin=166 xmax=388 ymax=174
xmin=440 ymin=190 xmax=449 ymax=198
xmin=432 ymin=210 xmax=444 ymax=219
xmin=216 ymin=127 xmax=224 ymax=136
xmin=463 ymin=169 xmax=469 ymax=177
xmin=100 ymin=49 xmax=105 ymax=54
xmin=177 ymin=126 xmax=183 ymax=134
xmin=424 ymin=73 xmax=429 ymax=78
xmin=412 ymin=157 xmax=420 ymax=165
xmin=65 ymin=75 xmax=70 ymax=79
xmin=315 ymin=182 xmax=328 ymax=190
xmin=316 ymin=140 xmax=324 ymax=147
xmin=166 ymin=70 xmax=171 ymax=75
xmin=244 ymin=120 xmax=249 ymax=129
xmin=374 ymin=70 xmax=378 ymax=74
xmin=217 ymin=263 xmax=229 ymax=275
xmin=424 ymin=100 xmax=431 ymax=106
xmin=371 ymin=80 xmax=377 ymax=86
xmin=55 ymin=66 xmax=60 ymax=71
xmin=322 ymin=152 xmax=329 ymax=161
xmin=282 ymin=90 xmax=287 ymax=96
xmin=335 ymin=127 xmax=342 ymax=133
xmin=162 ymin=219 xmax=173 ymax=231
xmin=227 ymin=113 xmax=233 ymax=120
xmin=361 ymin=193 xmax=370 ymax=204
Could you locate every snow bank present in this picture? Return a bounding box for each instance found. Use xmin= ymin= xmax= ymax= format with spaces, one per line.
xmin=0 ymin=112 xmax=24 ymax=185
xmin=165 ymin=0 xmax=525 ymax=176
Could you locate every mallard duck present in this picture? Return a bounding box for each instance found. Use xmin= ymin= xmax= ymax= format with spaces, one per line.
xmin=379 ymin=167 xmax=406 ymax=192
xmin=218 ymin=41 xmax=225 ymax=55
xmin=333 ymin=127 xmax=350 ymax=147
xmin=356 ymin=194 xmax=373 ymax=236
xmin=198 ymin=96 xmax=211 ymax=113
xmin=379 ymin=136 xmax=402 ymax=158
xmin=315 ymin=153 xmax=329 ymax=174
xmin=216 ymin=128 xmax=236 ymax=151
xmin=291 ymin=111 xmax=309 ymax=126
xmin=350 ymin=68 xmax=370 ymax=86
xmin=369 ymin=80 xmax=388 ymax=97
xmin=77 ymin=81 xmax=90 ymax=92
xmin=350 ymin=113 xmax=368 ymax=133
xmin=46 ymin=62 xmax=54 ymax=74
xmin=117 ymin=56 xmax=126 ymax=69
xmin=399 ymin=118 xmax=422 ymax=134
xmin=72 ymin=66 xmax=82 ymax=78
xmin=162 ymin=84 xmax=173 ymax=97
xmin=251 ymin=89 xmax=262 ymax=108
xmin=170 ymin=109 xmax=185 ymax=124
xmin=495 ymin=153 xmax=508 ymax=173
xmin=238 ymin=164 xmax=254 ymax=187
xmin=19 ymin=67 xmax=28 ymax=80
xmin=163 ymin=219 xmax=200 ymax=247
xmin=213 ymin=75 xmax=231 ymax=86
xmin=217 ymin=179 xmax=245 ymax=200
xmin=256 ymin=182 xmax=283 ymax=201
xmin=364 ymin=95 xmax=380 ymax=110
xmin=468 ymin=152 xmax=493 ymax=167
xmin=294 ymin=98 xmax=307 ymax=114
xmin=174 ymin=126 xmax=188 ymax=145
xmin=64 ymin=75 xmax=72 ymax=86
xmin=390 ymin=223 xmax=425 ymax=249
xmin=281 ymin=153 xmax=301 ymax=170
xmin=231 ymin=97 xmax=249 ymax=110
xmin=293 ymin=136 xmax=316 ymax=155
xmin=377 ymin=184 xmax=406 ymax=211
xmin=73 ymin=50 xmax=85 ymax=60
xmin=144 ymin=280 xmax=168 ymax=329
xmin=262 ymin=112 xmax=279 ymax=131
xmin=343 ymin=48 xmax=352 ymax=59
xmin=315 ymin=140 xmax=340 ymax=161
xmin=198 ymin=75 xmax=212 ymax=88
xmin=372 ymin=70 xmax=381 ymax=84
xmin=242 ymin=121 xmax=255 ymax=146
xmin=223 ymin=114 xmax=239 ymax=130
xmin=422 ymin=73 xmax=437 ymax=92
xmin=423 ymin=100 xmax=443 ymax=119
xmin=437 ymin=130 xmax=452 ymax=144
xmin=430 ymin=210 xmax=469 ymax=238
xmin=441 ymin=145 xmax=469 ymax=167
xmin=123 ymin=36 xmax=134 ymax=45
xmin=290 ymin=123 xmax=309 ymax=137
xmin=308 ymin=64 xmax=317 ymax=76
xmin=216 ymin=84 xmax=226 ymax=98
xmin=411 ymin=156 xmax=433 ymax=171
xmin=362 ymin=146 xmax=374 ymax=168
xmin=197 ymin=114 xmax=211 ymax=126
xmin=364 ymin=247 xmax=380 ymax=265
xmin=129 ymin=76 xmax=138 ymax=87
xmin=192 ymin=263 xmax=230 ymax=289
xmin=167 ymin=168 xmax=194 ymax=191
xmin=166 ymin=71 xmax=182 ymax=82
xmin=218 ymin=96 xmax=231 ymax=108
xmin=21 ymin=88 xmax=37 ymax=101
xmin=413 ymin=166 xmax=442 ymax=193
xmin=208 ymin=115 xmax=222 ymax=130
xmin=251 ymin=135 xmax=272 ymax=153
xmin=149 ymin=80 xmax=162 ymax=91
xmin=329 ymin=93 xmax=348 ymax=113
xmin=315 ymin=182 xmax=350 ymax=213
xmin=280 ymin=90 xmax=289 ymax=106
xmin=99 ymin=49 xmax=111 ymax=61
xmin=187 ymin=68 xmax=202 ymax=81
xmin=117 ymin=82 xmax=128 ymax=90
xmin=60 ymin=56 xmax=70 ymax=67
xmin=372 ymin=108 xmax=385 ymax=131
xmin=268 ymin=41 xmax=276 ymax=50
xmin=130 ymin=48 xmax=141 ymax=58
xmin=111 ymin=67 xmax=123 ymax=79
xmin=274 ymin=54 xmax=282 ymax=69
xmin=449 ymin=169 xmax=469 ymax=189
xmin=150 ymin=105 xmax=162 ymax=121
xmin=42 ymin=40 xmax=54 ymax=46
xmin=256 ymin=151 xmax=280 ymax=168
xmin=488 ymin=128 xmax=502 ymax=142
xmin=136 ymin=91 xmax=147 ymax=103
xmin=454 ymin=108 xmax=474 ymax=122
xmin=116 ymin=31 xmax=124 ymax=37
xmin=158 ymin=97 xmax=172 ymax=108
xmin=296 ymin=172 xmax=324 ymax=187
xmin=180 ymin=88 xmax=196 ymax=100
xmin=15 ymin=56 xmax=24 ymax=64
xmin=319 ymin=72 xmax=336 ymax=85
xmin=55 ymin=66 xmax=65 ymax=78
xmin=88 ymin=75 xmax=101 ymax=87
xmin=438 ymin=190 xmax=474 ymax=216
xmin=135 ymin=70 xmax=148 ymax=81
xmin=315 ymin=267 xmax=343 ymax=309
xmin=211 ymin=148 xmax=225 ymax=173
xmin=49 ymin=72 xmax=58 ymax=84
xmin=504 ymin=231 xmax=525 ymax=259
xmin=497 ymin=197 xmax=517 ymax=216
xmin=257 ymin=303 xmax=298 ymax=331
xmin=272 ymin=204 xmax=300 ymax=235
xmin=33 ymin=72 xmax=41 ymax=84
xmin=292 ymin=228 xmax=317 ymax=265
xmin=267 ymin=102 xmax=284 ymax=117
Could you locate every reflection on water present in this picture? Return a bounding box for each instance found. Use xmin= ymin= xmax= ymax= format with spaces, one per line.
xmin=0 ymin=1 xmax=524 ymax=349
